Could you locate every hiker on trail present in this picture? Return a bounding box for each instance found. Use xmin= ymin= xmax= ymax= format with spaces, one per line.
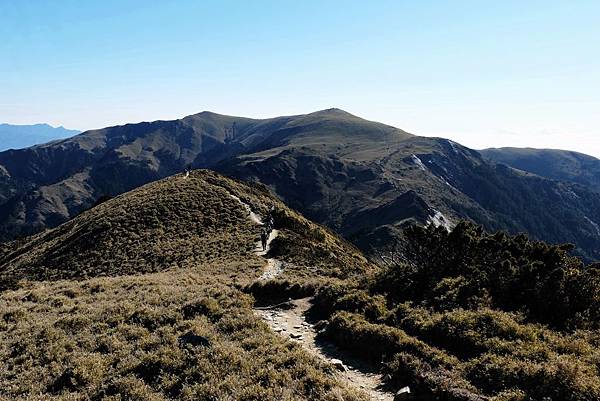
xmin=183 ymin=164 xmax=192 ymax=178
xmin=260 ymin=229 xmax=269 ymax=251
xmin=265 ymin=206 xmax=275 ymax=230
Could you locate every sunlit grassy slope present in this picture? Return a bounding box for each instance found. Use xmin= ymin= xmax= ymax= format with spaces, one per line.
xmin=0 ymin=169 xmax=372 ymax=287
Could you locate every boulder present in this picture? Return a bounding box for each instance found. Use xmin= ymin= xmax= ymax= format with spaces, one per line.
xmin=178 ymin=331 xmax=210 ymax=348
xmin=394 ymin=386 xmax=412 ymax=401
xmin=313 ymin=320 xmax=328 ymax=333
xmin=330 ymin=358 xmax=347 ymax=372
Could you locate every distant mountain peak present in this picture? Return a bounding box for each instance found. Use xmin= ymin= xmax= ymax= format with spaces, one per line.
xmin=484 ymin=146 xmax=599 ymax=161
xmin=195 ymin=110 xmax=225 ymax=117
xmin=480 ymin=147 xmax=600 ymax=193
xmin=309 ymin=108 xmax=357 ymax=117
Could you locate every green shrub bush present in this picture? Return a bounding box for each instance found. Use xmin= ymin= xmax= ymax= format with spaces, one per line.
xmin=314 ymin=222 xmax=600 ymax=400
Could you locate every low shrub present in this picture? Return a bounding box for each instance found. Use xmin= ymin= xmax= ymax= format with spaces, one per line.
xmin=314 ymin=222 xmax=600 ymax=399
xmin=0 ymin=270 xmax=370 ymax=401
xmin=182 ymin=297 xmax=223 ymax=321
xmin=245 ymin=279 xmax=315 ymax=305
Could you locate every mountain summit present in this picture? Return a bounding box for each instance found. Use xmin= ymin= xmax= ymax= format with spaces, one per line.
xmin=0 ymin=109 xmax=410 ymax=238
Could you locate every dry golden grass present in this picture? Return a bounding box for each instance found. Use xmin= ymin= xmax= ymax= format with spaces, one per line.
xmin=0 ymin=267 xmax=370 ymax=401
xmin=0 ymin=170 xmax=373 ymax=288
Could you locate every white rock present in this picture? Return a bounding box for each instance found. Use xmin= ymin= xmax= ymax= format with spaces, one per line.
xmin=330 ymin=359 xmax=347 ymax=372
xmin=394 ymin=386 xmax=412 ymax=401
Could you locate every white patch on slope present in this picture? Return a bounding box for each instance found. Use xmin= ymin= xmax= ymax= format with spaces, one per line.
xmin=428 ymin=209 xmax=453 ymax=231
xmin=228 ymin=194 xmax=263 ymax=225
xmin=411 ymin=154 xmax=427 ymax=171
xmin=584 ymin=216 xmax=600 ymax=236
xmin=446 ymin=139 xmax=459 ymax=154
xmin=441 ymin=178 xmax=459 ymax=192
xmin=566 ymin=190 xmax=580 ymax=200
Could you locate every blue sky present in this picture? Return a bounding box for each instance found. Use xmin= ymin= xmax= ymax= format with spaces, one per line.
xmin=1 ymin=0 xmax=599 ymax=155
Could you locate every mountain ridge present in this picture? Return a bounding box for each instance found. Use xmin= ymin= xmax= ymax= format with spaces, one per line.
xmin=0 ymin=109 xmax=599 ymax=261
xmin=480 ymin=147 xmax=600 ymax=192
xmin=0 ymin=169 xmax=371 ymax=289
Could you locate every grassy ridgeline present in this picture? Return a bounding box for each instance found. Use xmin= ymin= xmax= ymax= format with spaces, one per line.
xmin=0 ymin=170 xmax=372 ymax=288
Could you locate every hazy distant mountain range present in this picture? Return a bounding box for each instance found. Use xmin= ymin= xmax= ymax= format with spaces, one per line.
xmin=0 ymin=123 xmax=80 ymax=151
xmin=0 ymin=109 xmax=599 ymax=261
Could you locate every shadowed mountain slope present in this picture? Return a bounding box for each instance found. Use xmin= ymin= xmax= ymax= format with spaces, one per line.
xmin=1 ymin=109 xmax=599 ymax=261
xmin=221 ymin=135 xmax=600 ymax=261
xmin=481 ymin=147 xmax=600 ymax=192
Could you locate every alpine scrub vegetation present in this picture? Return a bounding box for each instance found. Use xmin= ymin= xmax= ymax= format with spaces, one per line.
xmin=0 ymin=270 xmax=369 ymax=401
xmin=377 ymin=223 xmax=600 ymax=330
xmin=313 ymin=223 xmax=600 ymax=400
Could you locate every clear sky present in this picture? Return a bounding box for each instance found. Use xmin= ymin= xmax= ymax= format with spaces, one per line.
xmin=1 ymin=1 xmax=599 ymax=156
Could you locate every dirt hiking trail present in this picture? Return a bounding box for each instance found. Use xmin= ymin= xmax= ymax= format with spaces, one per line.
xmin=225 ymin=189 xmax=397 ymax=400
xmin=256 ymin=299 xmax=395 ymax=401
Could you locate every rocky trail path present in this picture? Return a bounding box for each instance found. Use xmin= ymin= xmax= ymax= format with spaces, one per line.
xmin=228 ymin=193 xmax=263 ymax=225
xmin=255 ymin=229 xmax=283 ymax=280
xmin=227 ymin=192 xmax=283 ymax=280
xmin=256 ymin=298 xmax=395 ymax=401
xmin=227 ymin=188 xmax=397 ymax=401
